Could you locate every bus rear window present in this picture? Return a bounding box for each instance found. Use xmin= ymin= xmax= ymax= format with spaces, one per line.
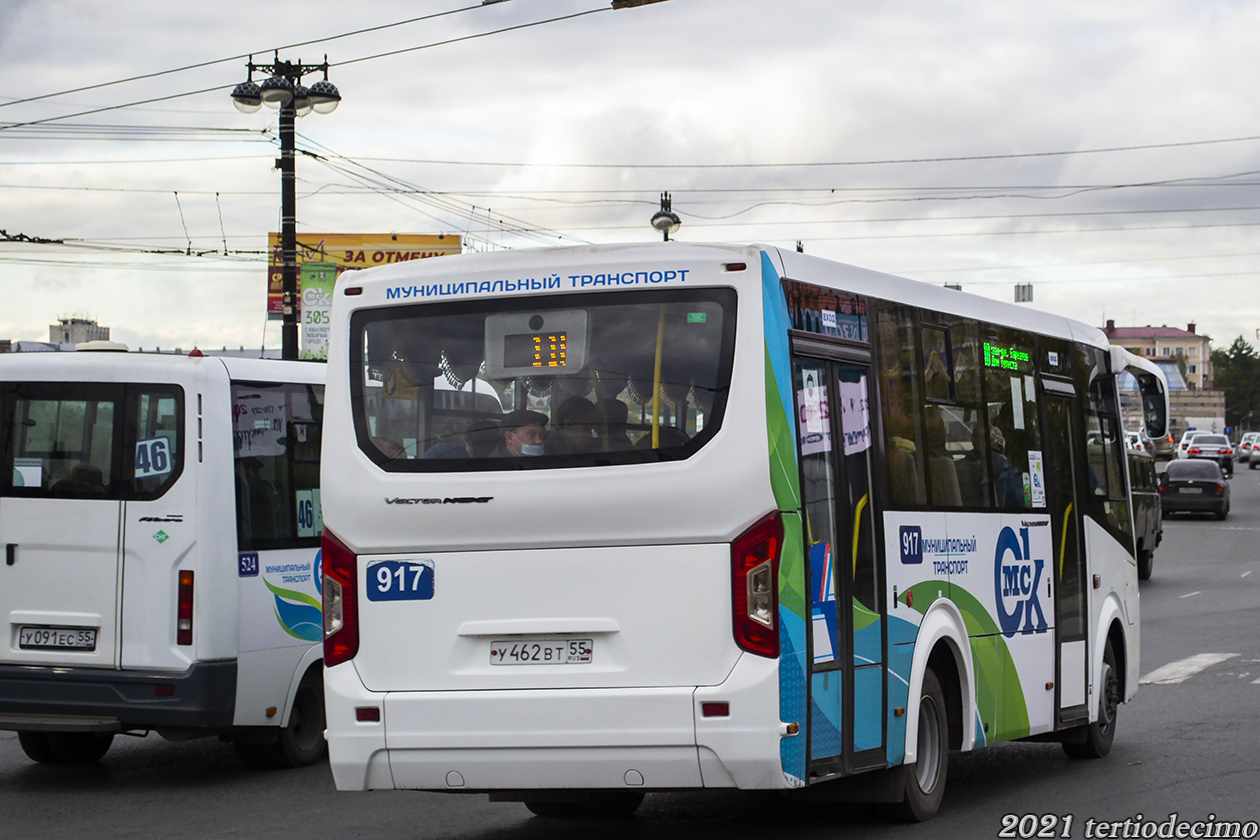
xmin=2 ymin=382 xmax=183 ymax=500
xmin=349 ymin=289 xmax=737 ymax=469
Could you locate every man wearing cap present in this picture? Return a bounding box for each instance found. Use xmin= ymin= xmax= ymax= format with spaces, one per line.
xmin=494 ymin=409 xmax=548 ymax=457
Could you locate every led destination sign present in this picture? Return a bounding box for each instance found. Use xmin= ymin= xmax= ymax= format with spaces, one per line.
xmin=983 ymin=342 xmax=1030 ymax=371
xmin=504 ymin=332 xmax=568 ymax=369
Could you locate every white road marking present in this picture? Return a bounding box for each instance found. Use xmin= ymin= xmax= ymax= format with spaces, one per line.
xmin=1140 ymin=653 xmax=1239 ymax=685
xmin=1244 ymin=571 xmax=1253 ymax=578
xmin=1179 ymin=591 xmax=1201 ymax=599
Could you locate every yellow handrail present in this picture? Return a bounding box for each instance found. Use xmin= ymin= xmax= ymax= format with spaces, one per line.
xmin=651 ymin=304 xmax=665 ymax=449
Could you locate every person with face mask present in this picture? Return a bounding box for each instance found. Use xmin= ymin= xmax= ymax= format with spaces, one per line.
xmin=493 ymin=409 xmax=548 ymax=458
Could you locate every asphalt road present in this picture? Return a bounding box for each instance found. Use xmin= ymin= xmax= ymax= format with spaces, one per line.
xmin=3 ymin=468 xmax=1259 ymax=840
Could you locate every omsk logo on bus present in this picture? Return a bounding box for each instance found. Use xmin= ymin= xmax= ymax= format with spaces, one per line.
xmin=994 ymin=525 xmax=1049 ymax=638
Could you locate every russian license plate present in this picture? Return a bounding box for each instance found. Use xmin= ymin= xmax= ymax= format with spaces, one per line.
xmin=1180 ymin=487 xmax=1203 ymax=494
xmin=490 ymin=639 xmax=593 ymax=666
xmin=19 ymin=626 xmax=98 ymax=651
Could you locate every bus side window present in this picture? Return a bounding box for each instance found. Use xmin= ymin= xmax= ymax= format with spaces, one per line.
xmin=982 ymin=328 xmax=1043 ymax=510
xmin=233 ymin=382 xmax=323 ymax=550
xmin=876 ymin=304 xmax=926 ymax=507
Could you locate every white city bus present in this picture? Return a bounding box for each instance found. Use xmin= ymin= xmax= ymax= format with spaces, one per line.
xmin=319 ymin=243 xmax=1168 ymax=820
xmin=0 ymin=349 xmax=327 ymax=767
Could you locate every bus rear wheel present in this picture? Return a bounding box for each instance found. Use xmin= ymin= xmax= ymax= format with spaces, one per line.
xmin=524 ymin=791 xmax=645 ymax=819
xmin=884 ymin=667 xmax=948 ymax=822
xmin=1063 ymin=640 xmax=1119 ymax=759
xmin=234 ymin=669 xmax=327 ymax=769
xmin=20 ymin=731 xmax=115 ymax=764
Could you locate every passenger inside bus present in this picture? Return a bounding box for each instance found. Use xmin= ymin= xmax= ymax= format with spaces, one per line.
xmin=492 ymin=409 xmax=547 ymax=457
xmin=464 ymin=418 xmax=501 ymax=458
xmin=51 ymin=463 xmax=106 ymax=498
xmin=548 ymin=397 xmax=601 ymax=455
xmin=598 ymin=398 xmax=634 ymax=450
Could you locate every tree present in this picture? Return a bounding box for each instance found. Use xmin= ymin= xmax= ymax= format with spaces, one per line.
xmin=1211 ymin=336 xmax=1260 ymax=431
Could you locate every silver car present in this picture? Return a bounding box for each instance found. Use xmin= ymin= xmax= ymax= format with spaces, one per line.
xmin=1184 ymin=433 xmax=1234 ymax=477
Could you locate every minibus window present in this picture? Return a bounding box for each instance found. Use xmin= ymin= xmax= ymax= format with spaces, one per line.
xmin=4 ymin=387 xmax=119 ymax=498
xmin=233 ymin=382 xmax=324 ymax=550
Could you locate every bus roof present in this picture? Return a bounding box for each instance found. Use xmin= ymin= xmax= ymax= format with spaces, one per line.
xmin=0 ymin=351 xmax=324 ymax=385
xmin=335 ymin=241 xmax=1110 ymax=352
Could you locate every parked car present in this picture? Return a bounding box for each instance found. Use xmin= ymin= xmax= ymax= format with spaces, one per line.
xmin=1124 ymin=430 xmax=1150 ymax=454
xmin=1160 ymin=459 xmax=1230 ymax=520
xmin=1238 ymin=432 xmax=1260 ymax=464
xmin=1184 ymin=433 xmax=1234 ymax=477
xmin=1128 ymin=451 xmax=1162 ymax=580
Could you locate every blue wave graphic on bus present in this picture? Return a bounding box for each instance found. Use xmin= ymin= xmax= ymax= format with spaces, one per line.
xmin=263 ymin=579 xmax=323 ymax=642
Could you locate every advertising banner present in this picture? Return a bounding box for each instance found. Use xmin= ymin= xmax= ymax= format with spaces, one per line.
xmin=299 ymin=262 xmax=336 ymax=361
xmin=266 ymin=232 xmax=461 ymax=319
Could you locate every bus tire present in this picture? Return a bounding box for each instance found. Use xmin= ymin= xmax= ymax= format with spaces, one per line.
xmin=1063 ymin=640 xmax=1118 ymax=759
xmin=270 ymin=669 xmax=327 ymax=768
xmin=884 ymin=667 xmax=948 ymax=823
xmin=47 ymin=732 xmax=114 ymax=764
xmin=525 ymin=791 xmax=644 ymax=819
xmin=17 ymin=731 xmax=61 ymax=764
xmin=1137 ymin=549 xmax=1153 ymax=581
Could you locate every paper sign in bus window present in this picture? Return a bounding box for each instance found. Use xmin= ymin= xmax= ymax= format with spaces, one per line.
xmin=134 ymin=437 xmax=173 ymax=479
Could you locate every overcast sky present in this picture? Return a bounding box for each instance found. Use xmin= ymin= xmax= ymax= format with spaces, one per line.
xmin=3 ymin=0 xmax=1259 ymax=353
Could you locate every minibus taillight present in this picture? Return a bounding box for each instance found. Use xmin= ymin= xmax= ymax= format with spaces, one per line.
xmin=176 ymin=570 xmax=194 ymax=646
xmin=322 ymin=529 xmax=359 ymax=667
xmin=731 ymin=512 xmax=783 ymax=658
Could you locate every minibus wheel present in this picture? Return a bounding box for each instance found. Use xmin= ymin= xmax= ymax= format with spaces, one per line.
xmin=884 ymin=667 xmax=948 ymax=822
xmin=271 ymin=668 xmax=327 ymax=768
xmin=1063 ymin=640 xmax=1119 ymax=759
xmin=22 ymin=731 xmax=115 ymax=764
xmin=17 ymin=732 xmax=59 ymax=764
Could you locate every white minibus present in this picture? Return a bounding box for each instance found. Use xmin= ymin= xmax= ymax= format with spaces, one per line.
xmin=0 ymin=349 xmax=326 ymax=767
xmin=319 ymin=243 xmax=1167 ymax=820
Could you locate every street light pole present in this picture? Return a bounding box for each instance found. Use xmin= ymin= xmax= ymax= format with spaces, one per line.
xmin=231 ymin=55 xmax=341 ymax=361
xmin=278 ymin=97 xmax=298 ymax=361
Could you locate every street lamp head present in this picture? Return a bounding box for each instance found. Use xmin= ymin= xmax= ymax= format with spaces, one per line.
xmin=307 ymin=79 xmax=341 ymax=114
xmin=651 ymin=209 xmax=681 ymax=237
xmin=292 ymin=84 xmax=314 ymax=117
xmin=230 ymin=80 xmax=263 ymax=113
xmin=259 ymin=74 xmax=294 ymax=108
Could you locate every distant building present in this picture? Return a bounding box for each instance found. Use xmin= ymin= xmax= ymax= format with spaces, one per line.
xmin=1101 ymin=320 xmax=1212 ymax=389
xmin=51 ymin=317 xmax=109 ymax=346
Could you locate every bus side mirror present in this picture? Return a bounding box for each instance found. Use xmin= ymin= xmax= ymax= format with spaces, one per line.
xmin=1136 ymin=372 xmax=1168 ymax=439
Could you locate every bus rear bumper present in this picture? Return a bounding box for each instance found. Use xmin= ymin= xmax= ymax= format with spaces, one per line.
xmin=0 ymin=661 xmax=237 ymax=733
xmin=325 ymin=654 xmax=789 ymax=793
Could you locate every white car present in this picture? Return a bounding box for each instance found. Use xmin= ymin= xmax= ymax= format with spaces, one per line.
xmin=1124 ymin=430 xmax=1150 ymax=454
xmin=1176 ymin=430 xmax=1204 ymax=459
xmin=1237 ymin=431 xmax=1260 ymax=463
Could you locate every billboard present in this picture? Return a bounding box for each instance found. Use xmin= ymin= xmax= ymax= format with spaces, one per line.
xmin=267 ymin=232 xmax=461 ymax=320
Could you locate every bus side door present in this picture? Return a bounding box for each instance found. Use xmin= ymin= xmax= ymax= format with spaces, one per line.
xmin=792 ymin=353 xmax=885 ymax=779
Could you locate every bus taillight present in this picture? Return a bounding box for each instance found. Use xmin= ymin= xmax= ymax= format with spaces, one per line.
xmin=731 ymin=512 xmax=783 ymax=658
xmin=176 ymin=570 xmax=194 ymax=646
xmin=322 ymin=529 xmax=359 ymax=667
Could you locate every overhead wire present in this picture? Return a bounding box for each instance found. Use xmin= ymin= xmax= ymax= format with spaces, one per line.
xmin=0 ymin=2 xmax=506 ymax=111
xmin=0 ymin=4 xmax=609 ymax=131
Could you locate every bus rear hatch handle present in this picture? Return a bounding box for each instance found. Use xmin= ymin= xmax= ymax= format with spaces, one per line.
xmin=5 ymin=544 xmax=15 ymax=566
